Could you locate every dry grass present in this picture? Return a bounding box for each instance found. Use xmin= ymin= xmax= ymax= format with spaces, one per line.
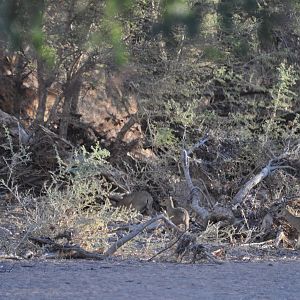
xmin=0 ymin=142 xmax=173 ymax=259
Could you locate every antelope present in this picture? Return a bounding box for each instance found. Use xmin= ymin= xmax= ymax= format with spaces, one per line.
xmin=116 ymin=191 xmax=154 ymax=215
xmin=276 ymin=207 xmax=300 ymax=249
xmin=161 ymin=196 xmax=190 ymax=231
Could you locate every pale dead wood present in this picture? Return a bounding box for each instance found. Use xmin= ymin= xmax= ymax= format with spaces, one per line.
xmin=181 ymin=136 xmax=236 ymax=226
xmin=30 ymin=215 xmax=179 ymax=259
xmin=186 ymin=135 xmax=209 ymax=156
xmin=104 ymin=214 xmax=180 ymax=257
xmin=181 ymin=149 xmax=209 ymax=224
xmin=108 ymin=223 xmax=141 ymax=233
xmin=195 ymin=177 xmax=215 ymax=208
xmin=0 ymin=255 xmax=23 ymax=260
xmin=239 ymin=239 xmax=275 ymax=247
xmin=232 ymin=144 xmax=300 ymax=207
xmin=109 ymin=114 xmax=139 ymax=155
xmin=115 ymin=113 xmax=137 ymax=143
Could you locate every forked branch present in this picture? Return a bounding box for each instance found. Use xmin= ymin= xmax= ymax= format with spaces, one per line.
xmin=181 ymin=136 xmax=235 ymax=226
xmin=232 ymin=144 xmax=300 ymax=207
xmin=104 ymin=214 xmax=180 ymax=257
xmin=181 ymin=148 xmax=209 ymax=224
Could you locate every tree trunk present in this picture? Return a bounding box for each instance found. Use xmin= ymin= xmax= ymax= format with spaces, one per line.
xmin=59 ymin=75 xmax=82 ymax=138
xmin=35 ymin=59 xmax=50 ymax=125
xmin=70 ymin=76 xmax=82 ymax=115
xmin=59 ymin=86 xmax=72 ymax=139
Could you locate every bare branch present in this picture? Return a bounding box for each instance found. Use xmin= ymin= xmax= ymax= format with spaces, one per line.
xmin=181 ymin=149 xmax=209 ymax=223
xmin=232 ymin=144 xmax=300 ymax=207
xmin=232 ymin=165 xmax=273 ymax=207
xmin=104 ymin=214 xmax=163 ymax=256
xmin=104 ymin=214 xmax=182 ymax=257
xmin=186 ymin=134 xmax=209 ymax=156
xmin=148 ymin=230 xmax=188 ymax=262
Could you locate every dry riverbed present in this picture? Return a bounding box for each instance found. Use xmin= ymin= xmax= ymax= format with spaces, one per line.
xmin=0 ymin=257 xmax=300 ymax=300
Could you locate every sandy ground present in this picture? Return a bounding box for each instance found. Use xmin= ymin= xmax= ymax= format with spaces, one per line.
xmin=0 ymin=258 xmax=299 ymax=300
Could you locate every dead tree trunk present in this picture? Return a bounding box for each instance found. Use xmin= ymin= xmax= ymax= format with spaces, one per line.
xmin=35 ymin=59 xmax=54 ymax=125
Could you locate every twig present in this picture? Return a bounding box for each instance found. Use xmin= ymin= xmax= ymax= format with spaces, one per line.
xmin=115 ymin=114 xmax=137 ymax=143
xmin=239 ymin=239 xmax=275 ymax=248
xmin=148 ymin=230 xmax=189 ymax=262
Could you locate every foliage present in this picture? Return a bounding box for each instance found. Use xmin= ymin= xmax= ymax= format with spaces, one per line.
xmin=153 ymin=126 xmax=178 ymax=148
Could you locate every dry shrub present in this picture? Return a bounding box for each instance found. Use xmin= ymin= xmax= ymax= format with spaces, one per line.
xmin=0 ymin=142 xmax=144 ymax=256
